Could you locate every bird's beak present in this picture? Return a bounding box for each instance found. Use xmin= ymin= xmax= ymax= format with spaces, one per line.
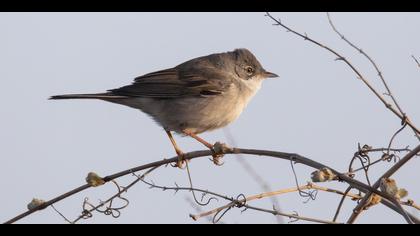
xmin=263 ymin=70 xmax=279 ymax=78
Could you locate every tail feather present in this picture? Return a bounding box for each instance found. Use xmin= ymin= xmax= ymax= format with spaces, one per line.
xmin=49 ymin=93 xmax=127 ymax=100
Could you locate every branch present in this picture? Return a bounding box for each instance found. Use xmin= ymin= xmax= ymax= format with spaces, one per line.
xmin=243 ymin=204 xmax=342 ymax=224
xmin=5 ymin=146 xmax=418 ymax=224
xmin=412 ymin=55 xmax=420 ymax=68
xmin=137 ymin=171 xmax=334 ymax=224
xmin=265 ymin=12 xmax=419 ymax=223
xmin=265 ymin=12 xmax=420 ymax=137
xmin=71 ymin=167 xmax=159 ymax=224
xmin=223 ymin=128 xmax=284 ymax=224
xmin=347 ymin=144 xmax=420 ymax=223
xmin=191 ymin=182 xmax=360 ymax=222
xmin=326 ymin=13 xmax=406 ymax=116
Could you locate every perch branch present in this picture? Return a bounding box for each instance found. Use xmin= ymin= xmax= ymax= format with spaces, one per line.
xmin=5 ymin=146 xmax=419 ymax=224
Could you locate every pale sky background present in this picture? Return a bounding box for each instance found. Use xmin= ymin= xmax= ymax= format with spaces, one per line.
xmin=0 ymin=12 xmax=419 ymax=224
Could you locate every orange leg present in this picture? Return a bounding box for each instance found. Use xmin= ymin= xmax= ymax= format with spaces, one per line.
xmin=165 ymin=130 xmax=186 ymax=169
xmin=182 ymin=130 xmax=224 ymax=166
xmin=182 ymin=130 xmax=214 ymax=149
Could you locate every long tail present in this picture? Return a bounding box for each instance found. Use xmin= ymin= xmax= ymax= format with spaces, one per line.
xmin=49 ymin=93 xmax=127 ymax=100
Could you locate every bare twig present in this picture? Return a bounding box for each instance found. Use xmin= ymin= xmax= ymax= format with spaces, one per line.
xmin=185 ymin=197 xmax=219 ymax=223
xmin=72 ymin=167 xmax=159 ymax=223
xmin=191 ymin=183 xmax=359 ymax=222
xmin=412 ymin=55 xmax=420 ymax=68
xmin=5 ymin=146 xmax=418 ymax=224
xmin=244 ymin=204 xmax=343 ymax=224
xmin=265 ymin=12 xmax=420 ymax=137
xmin=333 ymin=186 xmax=354 ymax=222
xmin=347 ymin=144 xmax=420 ymax=223
xmin=224 ymin=128 xmax=284 ymax=223
xmin=327 ymin=12 xmax=420 ymax=142
xmin=350 ymin=147 xmax=417 ymax=174
xmin=265 ymin=12 xmax=419 ymax=224
xmin=51 ymin=204 xmax=73 ymax=224
xmin=404 ymin=199 xmax=420 ymax=211
xmin=386 ymin=124 xmax=408 ymax=156
xmin=326 ymin=13 xmax=406 ymax=116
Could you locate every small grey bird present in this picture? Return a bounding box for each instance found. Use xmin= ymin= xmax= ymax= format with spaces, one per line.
xmin=51 ymin=48 xmax=278 ymax=167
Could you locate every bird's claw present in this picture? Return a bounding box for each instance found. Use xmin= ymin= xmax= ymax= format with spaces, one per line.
xmin=171 ymin=152 xmax=188 ymax=169
xmin=210 ymin=154 xmax=224 ymax=166
xmin=209 ymin=142 xmax=231 ymax=166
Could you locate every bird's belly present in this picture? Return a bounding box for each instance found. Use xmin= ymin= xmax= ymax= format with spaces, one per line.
xmin=188 ymin=96 xmax=247 ymax=133
xmin=122 ymin=85 xmax=259 ymax=134
xmin=163 ymin=95 xmax=247 ymax=134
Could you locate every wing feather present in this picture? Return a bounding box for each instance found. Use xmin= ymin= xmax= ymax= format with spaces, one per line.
xmin=109 ymin=65 xmax=233 ymax=98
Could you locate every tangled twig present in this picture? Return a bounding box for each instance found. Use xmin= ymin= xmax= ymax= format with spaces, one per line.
xmin=5 ymin=146 xmax=419 ymax=224
xmin=3 ymin=13 xmax=419 ymax=225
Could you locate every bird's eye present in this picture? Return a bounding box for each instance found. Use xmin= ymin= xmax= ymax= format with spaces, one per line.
xmin=245 ymin=66 xmax=254 ymax=75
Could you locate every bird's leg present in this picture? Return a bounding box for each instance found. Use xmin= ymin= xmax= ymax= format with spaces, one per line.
xmin=182 ymin=130 xmax=224 ymax=166
xmin=165 ymin=130 xmax=187 ymax=169
xmin=182 ymin=130 xmax=213 ymax=149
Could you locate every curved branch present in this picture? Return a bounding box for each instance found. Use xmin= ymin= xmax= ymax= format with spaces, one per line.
xmin=4 ymin=145 xmax=419 ymax=224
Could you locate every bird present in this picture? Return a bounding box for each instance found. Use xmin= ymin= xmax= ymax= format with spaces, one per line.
xmin=50 ymin=48 xmax=278 ymax=167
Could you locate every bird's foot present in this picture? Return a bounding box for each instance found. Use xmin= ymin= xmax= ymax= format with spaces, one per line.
xmin=171 ymin=151 xmax=188 ymax=169
xmin=210 ymin=154 xmax=224 ymax=166
xmin=209 ymin=142 xmax=232 ymax=166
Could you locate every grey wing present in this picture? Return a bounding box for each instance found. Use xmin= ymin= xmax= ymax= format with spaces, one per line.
xmin=109 ymin=67 xmax=233 ymax=98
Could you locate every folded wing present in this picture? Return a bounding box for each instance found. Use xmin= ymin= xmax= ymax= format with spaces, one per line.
xmin=109 ymin=65 xmax=233 ymax=98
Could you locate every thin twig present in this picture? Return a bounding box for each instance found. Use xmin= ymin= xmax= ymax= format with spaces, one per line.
xmin=412 ymin=55 xmax=420 ymax=68
xmin=350 ymin=146 xmax=416 ymax=174
xmin=140 ymin=177 xmax=231 ymax=202
xmin=387 ymin=124 xmax=408 ymax=155
xmin=265 ymin=12 xmax=420 ymax=137
xmin=185 ymin=197 xmax=219 ymax=223
xmin=51 ymin=204 xmax=73 ymax=224
xmin=326 ymin=13 xmax=406 ymax=115
xmin=265 ymin=12 xmax=419 ymax=224
xmin=72 ymin=166 xmax=159 ymax=223
xmin=223 ymin=128 xmax=284 ymax=224
xmin=191 ymin=183 xmax=359 ymax=222
xmin=333 ymin=186 xmax=354 ymax=222
xmin=243 ymin=204 xmax=343 ymax=224
xmin=326 ymin=13 xmax=419 ymax=142
xmin=347 ymin=145 xmax=420 ymax=224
